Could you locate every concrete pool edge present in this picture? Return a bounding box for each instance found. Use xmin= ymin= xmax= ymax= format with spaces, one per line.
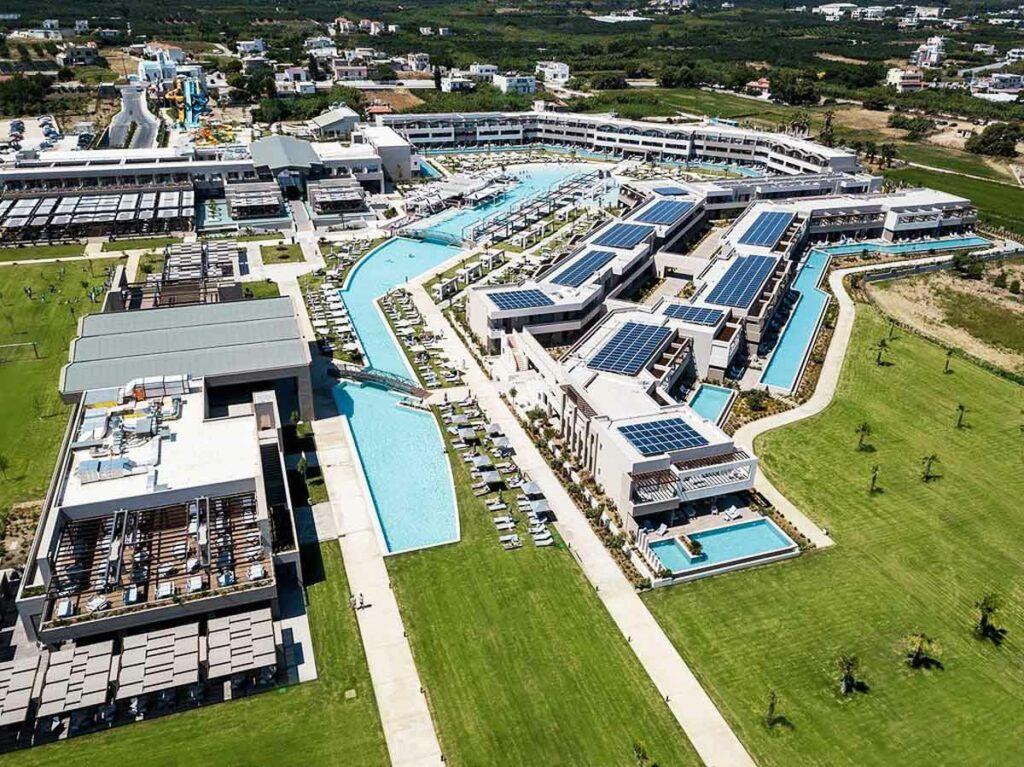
xmin=335 ymin=383 xmax=461 ymax=557
xmin=650 ymin=518 xmax=800 ymax=586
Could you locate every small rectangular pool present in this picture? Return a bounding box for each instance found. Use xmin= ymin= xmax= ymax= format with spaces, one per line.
xmin=688 ymin=384 xmax=734 ymax=425
xmin=650 ymin=518 xmax=797 ymax=577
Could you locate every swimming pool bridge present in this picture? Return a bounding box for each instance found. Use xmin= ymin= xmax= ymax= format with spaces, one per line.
xmin=333 ymin=363 xmax=430 ymax=398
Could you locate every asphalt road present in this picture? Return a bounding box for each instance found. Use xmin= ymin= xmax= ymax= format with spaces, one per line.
xmin=109 ymin=86 xmax=159 ymax=149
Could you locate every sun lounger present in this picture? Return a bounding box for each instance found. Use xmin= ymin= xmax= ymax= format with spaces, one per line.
xmin=533 ymin=536 xmax=554 ymax=547
xmin=495 ymin=521 xmax=515 ymax=531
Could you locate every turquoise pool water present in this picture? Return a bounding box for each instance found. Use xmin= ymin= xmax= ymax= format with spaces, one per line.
xmin=414 ymin=163 xmax=592 ymax=241
xmin=759 ymin=235 xmax=991 ymax=393
xmin=333 ymin=163 xmax=606 ymax=553
xmin=331 ymin=237 xmax=462 ymax=554
xmin=688 ymin=384 xmax=734 ymax=424
xmin=759 ymin=249 xmax=831 ymax=393
xmin=651 ymin=518 xmax=796 ymax=575
xmin=821 ymin=235 xmax=989 ymax=257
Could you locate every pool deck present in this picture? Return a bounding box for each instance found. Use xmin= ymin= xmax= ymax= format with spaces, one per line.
xmin=268 ymin=234 xmax=446 ymax=767
xmin=405 ymin=269 xmax=757 ymax=767
xmin=647 ymin=505 xmax=760 ymax=542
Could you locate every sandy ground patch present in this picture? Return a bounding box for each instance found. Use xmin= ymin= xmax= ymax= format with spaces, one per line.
xmin=365 ymin=88 xmax=424 ymax=112
xmin=2 ymin=500 xmax=41 ymax=569
xmin=816 ymin=52 xmax=869 ymax=65
xmin=834 ymin=107 xmax=902 ymax=137
xmin=868 ymin=270 xmax=1024 ymax=372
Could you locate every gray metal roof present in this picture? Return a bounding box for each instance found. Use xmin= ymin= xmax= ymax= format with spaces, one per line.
xmin=62 ymin=297 xmax=309 ymax=395
xmin=116 ymin=623 xmax=200 ymax=699
xmin=250 ymin=135 xmax=320 ymax=173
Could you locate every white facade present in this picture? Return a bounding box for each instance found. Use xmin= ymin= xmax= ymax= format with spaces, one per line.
xmin=494 ymin=72 xmax=537 ymax=95
xmin=536 ymin=61 xmax=570 ymax=85
xmin=236 ymin=39 xmax=266 ymax=56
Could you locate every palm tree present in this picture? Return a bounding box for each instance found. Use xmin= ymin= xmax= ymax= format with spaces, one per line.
xmin=869 ymin=464 xmax=880 ymax=494
xmin=975 ymin=593 xmax=1000 ymax=636
xmin=863 ymin=139 xmax=878 ymax=164
xmin=956 ymin=403 xmax=967 ymax=429
xmin=880 ymin=143 xmax=897 ymax=167
xmin=944 ymin=348 xmax=954 ymax=374
xmin=632 ymin=740 xmax=649 ymax=766
xmin=873 ymin=338 xmax=888 ymax=366
xmin=904 ymin=633 xmax=940 ymax=669
xmin=837 ymin=653 xmax=859 ymax=696
xmin=921 ymin=453 xmax=939 ymax=481
xmin=765 ymin=688 xmax=779 ymax=727
xmin=855 ymin=421 xmax=871 ymax=451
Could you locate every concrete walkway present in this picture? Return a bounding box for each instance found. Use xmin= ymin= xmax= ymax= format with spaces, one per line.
xmin=732 ymin=250 xmax=986 ymax=547
xmin=405 ymin=279 xmax=756 ymax=767
xmin=277 ymin=251 xmax=444 ymax=767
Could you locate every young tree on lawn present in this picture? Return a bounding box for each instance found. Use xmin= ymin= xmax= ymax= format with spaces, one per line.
xmin=873 ymin=338 xmax=888 ymax=366
xmin=975 ymin=593 xmax=1001 ymax=639
xmin=0 ymin=453 xmax=8 ymax=479
xmin=904 ymin=633 xmax=940 ymax=669
xmin=956 ymin=403 xmax=967 ymax=429
xmin=869 ymin=464 xmax=880 ymax=493
xmin=837 ymin=653 xmax=860 ymax=696
xmin=921 ymin=453 xmax=939 ymax=481
xmin=855 ymin=421 xmax=871 ymax=450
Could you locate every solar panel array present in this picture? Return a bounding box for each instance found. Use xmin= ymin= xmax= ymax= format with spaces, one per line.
xmin=705 ymin=255 xmax=777 ymax=309
xmin=653 ymin=186 xmax=687 ymax=196
xmin=592 ymin=222 xmax=655 ymax=250
xmin=488 ymin=289 xmax=554 ymax=311
xmin=588 ymin=321 xmax=671 ymax=375
xmin=633 ymin=199 xmax=695 ymax=226
xmin=738 ymin=211 xmax=794 ymax=248
xmin=618 ymin=417 xmax=709 ymax=456
xmin=551 ymin=250 xmax=615 ymax=288
xmin=663 ymin=304 xmax=725 ymax=326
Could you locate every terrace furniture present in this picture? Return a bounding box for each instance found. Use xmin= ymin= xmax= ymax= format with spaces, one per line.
xmin=86 ymin=595 xmax=110 ymax=613
xmin=186 ymin=576 xmax=203 ymax=594
xmin=249 ymin=563 xmax=266 ymax=581
xmin=124 ymin=585 xmax=139 ymax=604
xmin=217 ymin=571 xmax=236 ymax=587
xmin=156 ymin=582 xmax=174 ymax=599
xmin=56 ymin=598 xmax=73 ymax=618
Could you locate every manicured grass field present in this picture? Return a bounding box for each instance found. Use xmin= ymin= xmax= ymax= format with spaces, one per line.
xmin=242 ymin=279 xmax=282 ymax=299
xmin=385 ymin=415 xmax=698 ymax=766
xmin=0 ymin=243 xmax=86 ymax=261
xmin=645 ymin=307 xmax=1024 ymax=766
xmin=261 ymin=243 xmax=305 ymax=264
xmin=0 ymin=260 xmax=123 ymax=520
xmin=4 ymin=544 xmax=389 ymax=767
xmin=885 ymin=166 xmax=1024 ymax=235
xmin=101 ymin=236 xmax=182 ymax=252
xmin=575 ymin=88 xmax=805 ymax=126
xmin=894 ymin=143 xmax=1012 ymax=182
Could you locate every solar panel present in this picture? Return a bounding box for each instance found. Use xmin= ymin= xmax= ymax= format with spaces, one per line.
xmin=663 ymin=304 xmax=725 ymax=326
xmin=551 ymin=250 xmax=615 ymax=288
xmin=705 ymin=255 xmax=777 ymax=309
xmin=738 ymin=211 xmax=794 ymax=248
xmin=488 ymin=289 xmax=554 ymax=311
xmin=633 ymin=199 xmax=694 ymax=226
xmin=589 ymin=321 xmax=671 ymax=375
xmin=618 ymin=417 xmax=709 ymax=456
xmin=653 ymin=186 xmax=687 ymax=196
xmin=592 ymin=223 xmax=654 ymax=250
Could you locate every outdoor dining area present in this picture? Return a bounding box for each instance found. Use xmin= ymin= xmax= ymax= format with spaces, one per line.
xmin=441 ymin=396 xmax=555 ymax=550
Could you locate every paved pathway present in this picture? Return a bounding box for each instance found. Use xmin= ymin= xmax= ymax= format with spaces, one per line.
xmin=276 ymin=253 xmax=444 ymax=767
xmin=405 ymin=277 xmax=757 ymax=767
xmin=732 ymin=250 xmax=995 ymax=546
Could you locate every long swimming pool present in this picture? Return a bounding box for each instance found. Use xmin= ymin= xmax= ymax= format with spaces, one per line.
xmin=759 ymin=235 xmax=991 ymax=393
xmin=333 ymin=163 xmax=602 ymax=553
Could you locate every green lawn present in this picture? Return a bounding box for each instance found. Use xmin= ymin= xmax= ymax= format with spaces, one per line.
xmin=0 ymin=243 xmax=86 ymax=262
xmin=884 ymin=166 xmax=1024 ymax=235
xmin=261 ymin=243 xmax=305 ymax=264
xmin=575 ymin=88 xmax=806 ymax=127
xmin=0 ymin=260 xmax=122 ymax=521
xmin=385 ymin=411 xmax=698 ymax=766
xmin=4 ymin=543 xmax=389 ymax=767
xmin=937 ymin=287 xmax=1024 ymax=355
xmin=894 ymin=143 xmax=1012 ymax=182
xmin=645 ymin=306 xmax=1024 ymax=766
xmin=242 ymin=279 xmax=282 ymax=299
xmin=101 ymin=236 xmax=182 ymax=252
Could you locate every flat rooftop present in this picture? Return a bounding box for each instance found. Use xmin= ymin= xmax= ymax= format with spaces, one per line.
xmin=60 ymin=379 xmax=259 ymax=511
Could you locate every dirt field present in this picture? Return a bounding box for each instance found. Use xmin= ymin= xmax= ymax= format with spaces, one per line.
xmin=868 ymin=267 xmax=1024 ymax=373
xmin=816 ymin=52 xmax=869 ymax=65
xmin=833 ymin=106 xmax=903 ymax=138
xmin=364 ymin=88 xmax=424 ymax=111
